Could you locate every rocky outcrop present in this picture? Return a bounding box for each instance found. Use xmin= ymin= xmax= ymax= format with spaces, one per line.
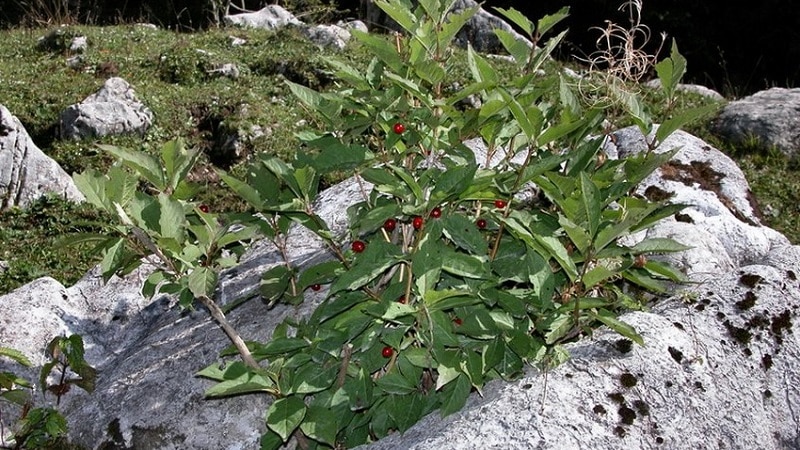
xmin=711 ymin=87 xmax=800 ymax=157
xmin=60 ymin=77 xmax=153 ymax=140
xmin=0 ymin=104 xmax=84 ymax=209
xmin=1 ymin=127 xmax=798 ymax=449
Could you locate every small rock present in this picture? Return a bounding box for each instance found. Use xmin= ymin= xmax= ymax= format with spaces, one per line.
xmin=60 ymin=77 xmax=153 ymax=140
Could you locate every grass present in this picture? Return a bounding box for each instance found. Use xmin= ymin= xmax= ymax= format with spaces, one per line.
xmin=0 ymin=22 xmax=796 ymax=296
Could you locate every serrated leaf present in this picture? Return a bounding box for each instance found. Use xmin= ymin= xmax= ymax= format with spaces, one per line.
xmin=260 ymin=265 xmax=292 ymax=305
xmin=654 ymin=39 xmax=686 ymax=100
xmin=536 ymin=6 xmax=569 ymax=38
xmin=544 ymin=314 xmax=573 ymax=345
xmin=99 ymin=144 xmax=165 ymax=190
xmin=495 ymin=29 xmax=530 ymax=66
xmin=493 ymin=7 xmax=533 ymax=36
xmin=580 ymin=172 xmax=601 ymax=237
xmin=266 ymin=396 xmax=307 ymax=442
xmin=188 ymin=267 xmax=217 ymax=299
xmin=157 ymin=193 xmax=184 ymax=242
xmin=72 ymin=170 xmax=109 ymax=211
xmin=374 ymin=0 xmax=416 ymax=33
xmin=309 ymin=136 xmax=374 ymax=172
xmin=582 ymin=265 xmax=618 ymax=288
xmin=441 ymin=250 xmax=489 ymax=279
xmin=218 ymin=169 xmax=263 ymax=209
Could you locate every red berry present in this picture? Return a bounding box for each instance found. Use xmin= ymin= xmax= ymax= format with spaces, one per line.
xmin=398 ymin=296 xmax=406 ymax=304
xmin=476 ymin=218 xmax=487 ymax=229
xmin=381 ymin=346 xmax=394 ymax=358
xmin=383 ymin=218 xmax=397 ymax=232
xmin=351 ymin=240 xmax=366 ymax=253
xmin=494 ymin=199 xmax=507 ymax=209
xmin=311 ymin=284 xmax=321 ymax=291
xmin=431 ymin=207 xmax=442 ymax=218
xmin=412 ymin=216 xmax=424 ymax=230
xmin=393 ymin=123 xmax=405 ymax=134
xmin=198 ymin=204 xmax=210 ymax=213
xmin=453 ymin=317 xmax=463 ymax=326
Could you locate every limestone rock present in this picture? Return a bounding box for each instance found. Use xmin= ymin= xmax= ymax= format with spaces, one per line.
xmin=60 ymin=77 xmax=153 ymax=140
xmin=303 ymin=24 xmax=352 ymax=50
xmin=223 ymin=5 xmax=302 ymax=30
xmin=711 ymin=87 xmax=800 ymax=157
xmin=359 ymin=0 xmax=531 ymax=53
xmin=2 ymin=127 xmax=799 ymax=448
xmin=0 ymin=104 xmax=84 ymax=209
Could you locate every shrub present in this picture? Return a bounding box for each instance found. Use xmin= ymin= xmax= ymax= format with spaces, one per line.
xmin=72 ymin=0 xmax=704 ymax=448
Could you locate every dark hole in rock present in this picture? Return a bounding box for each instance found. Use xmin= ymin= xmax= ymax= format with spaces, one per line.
xmin=644 ymin=185 xmax=674 ymax=202
xmin=716 ymin=312 xmax=727 ymax=320
xmin=694 ymin=381 xmax=705 ymax=391
xmin=695 ymin=303 xmax=706 ymax=311
xmin=632 ymin=399 xmax=650 ymax=416
xmin=723 ymin=320 xmax=752 ymax=345
xmin=674 ymin=212 xmax=694 ymax=223
xmin=739 ymin=273 xmax=763 ymax=288
xmin=762 ymin=353 xmax=773 ymax=370
xmin=618 ymin=405 xmax=637 ymax=425
xmin=614 ymin=338 xmax=633 ymax=354
xmin=764 ymin=389 xmax=773 ymax=398
xmin=656 ymin=436 xmax=665 ymax=444
xmin=736 ymin=291 xmax=758 ymax=310
xmin=668 ymin=346 xmax=684 ymax=363
xmin=593 ymin=404 xmax=607 ymax=415
xmin=744 ymin=348 xmax=753 ymax=356
xmin=788 ymin=270 xmax=797 ymax=281
xmin=608 ymin=392 xmax=626 ymax=404
xmin=620 ymin=372 xmax=638 ymax=388
xmin=673 ymin=322 xmax=685 ymax=330
xmin=614 ymin=426 xmax=627 ymax=438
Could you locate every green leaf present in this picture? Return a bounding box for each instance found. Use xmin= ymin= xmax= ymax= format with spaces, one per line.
xmin=536 ymin=6 xmax=570 ymax=38
xmin=330 ymin=240 xmax=403 ymax=295
xmin=0 ymin=347 xmax=32 ymax=367
xmin=188 ymin=266 xmax=217 ymax=299
xmin=593 ymin=309 xmax=644 ymax=346
xmin=654 ymin=39 xmax=687 ymax=100
xmin=202 ymin=368 xmax=275 ymax=398
xmin=375 ymin=371 xmax=417 ymax=395
xmin=218 ymin=169 xmax=263 ymax=209
xmin=582 ymin=265 xmax=618 ymax=288
xmin=579 ymin=172 xmax=601 ymax=238
xmin=430 ymin=163 xmax=477 ymax=204
xmin=439 ymin=5 xmax=479 ymax=50
xmin=352 ymin=30 xmax=403 ymax=73
xmin=254 ymin=337 xmax=309 ymax=358
xmin=440 ymin=373 xmax=471 ymax=416
xmin=309 ymin=136 xmax=374 ymax=172
xmin=260 ymin=430 xmax=284 ymax=450
xmin=98 ymin=144 xmax=165 ymax=190
xmin=374 ymin=0 xmax=416 ymax=33
xmin=441 ymin=250 xmax=489 ymax=279
xmin=299 ymin=403 xmax=340 ymax=446
xmin=655 ymin=104 xmax=719 ymax=145
xmin=100 ymin=237 xmax=126 ymax=281
xmin=495 ymin=29 xmax=530 ymax=66
xmin=266 ymin=396 xmax=307 ymax=443
xmin=388 ymin=164 xmax=424 ymax=203
xmin=493 ymin=7 xmax=533 ymax=36
xmin=260 ymin=265 xmax=292 ymax=305
xmin=73 ymin=170 xmax=109 ymax=211
xmin=157 ymin=193 xmax=184 ymax=242
xmin=291 ymin=363 xmax=337 ymax=394
xmin=629 ymin=237 xmax=692 ymax=254
xmin=442 ymin=214 xmax=489 ymax=255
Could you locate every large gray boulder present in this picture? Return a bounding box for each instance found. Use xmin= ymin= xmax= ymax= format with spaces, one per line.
xmin=2 ymin=127 xmax=798 ymax=449
xmin=60 ymin=77 xmax=153 ymax=140
xmin=359 ymin=0 xmax=531 ymax=53
xmin=0 ymin=104 xmax=84 ymax=209
xmin=223 ymin=5 xmax=302 ymax=30
xmin=711 ymin=87 xmax=800 ymax=157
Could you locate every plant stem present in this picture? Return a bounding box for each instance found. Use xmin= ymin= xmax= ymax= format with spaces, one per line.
xmin=197 ymin=295 xmax=259 ymax=369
